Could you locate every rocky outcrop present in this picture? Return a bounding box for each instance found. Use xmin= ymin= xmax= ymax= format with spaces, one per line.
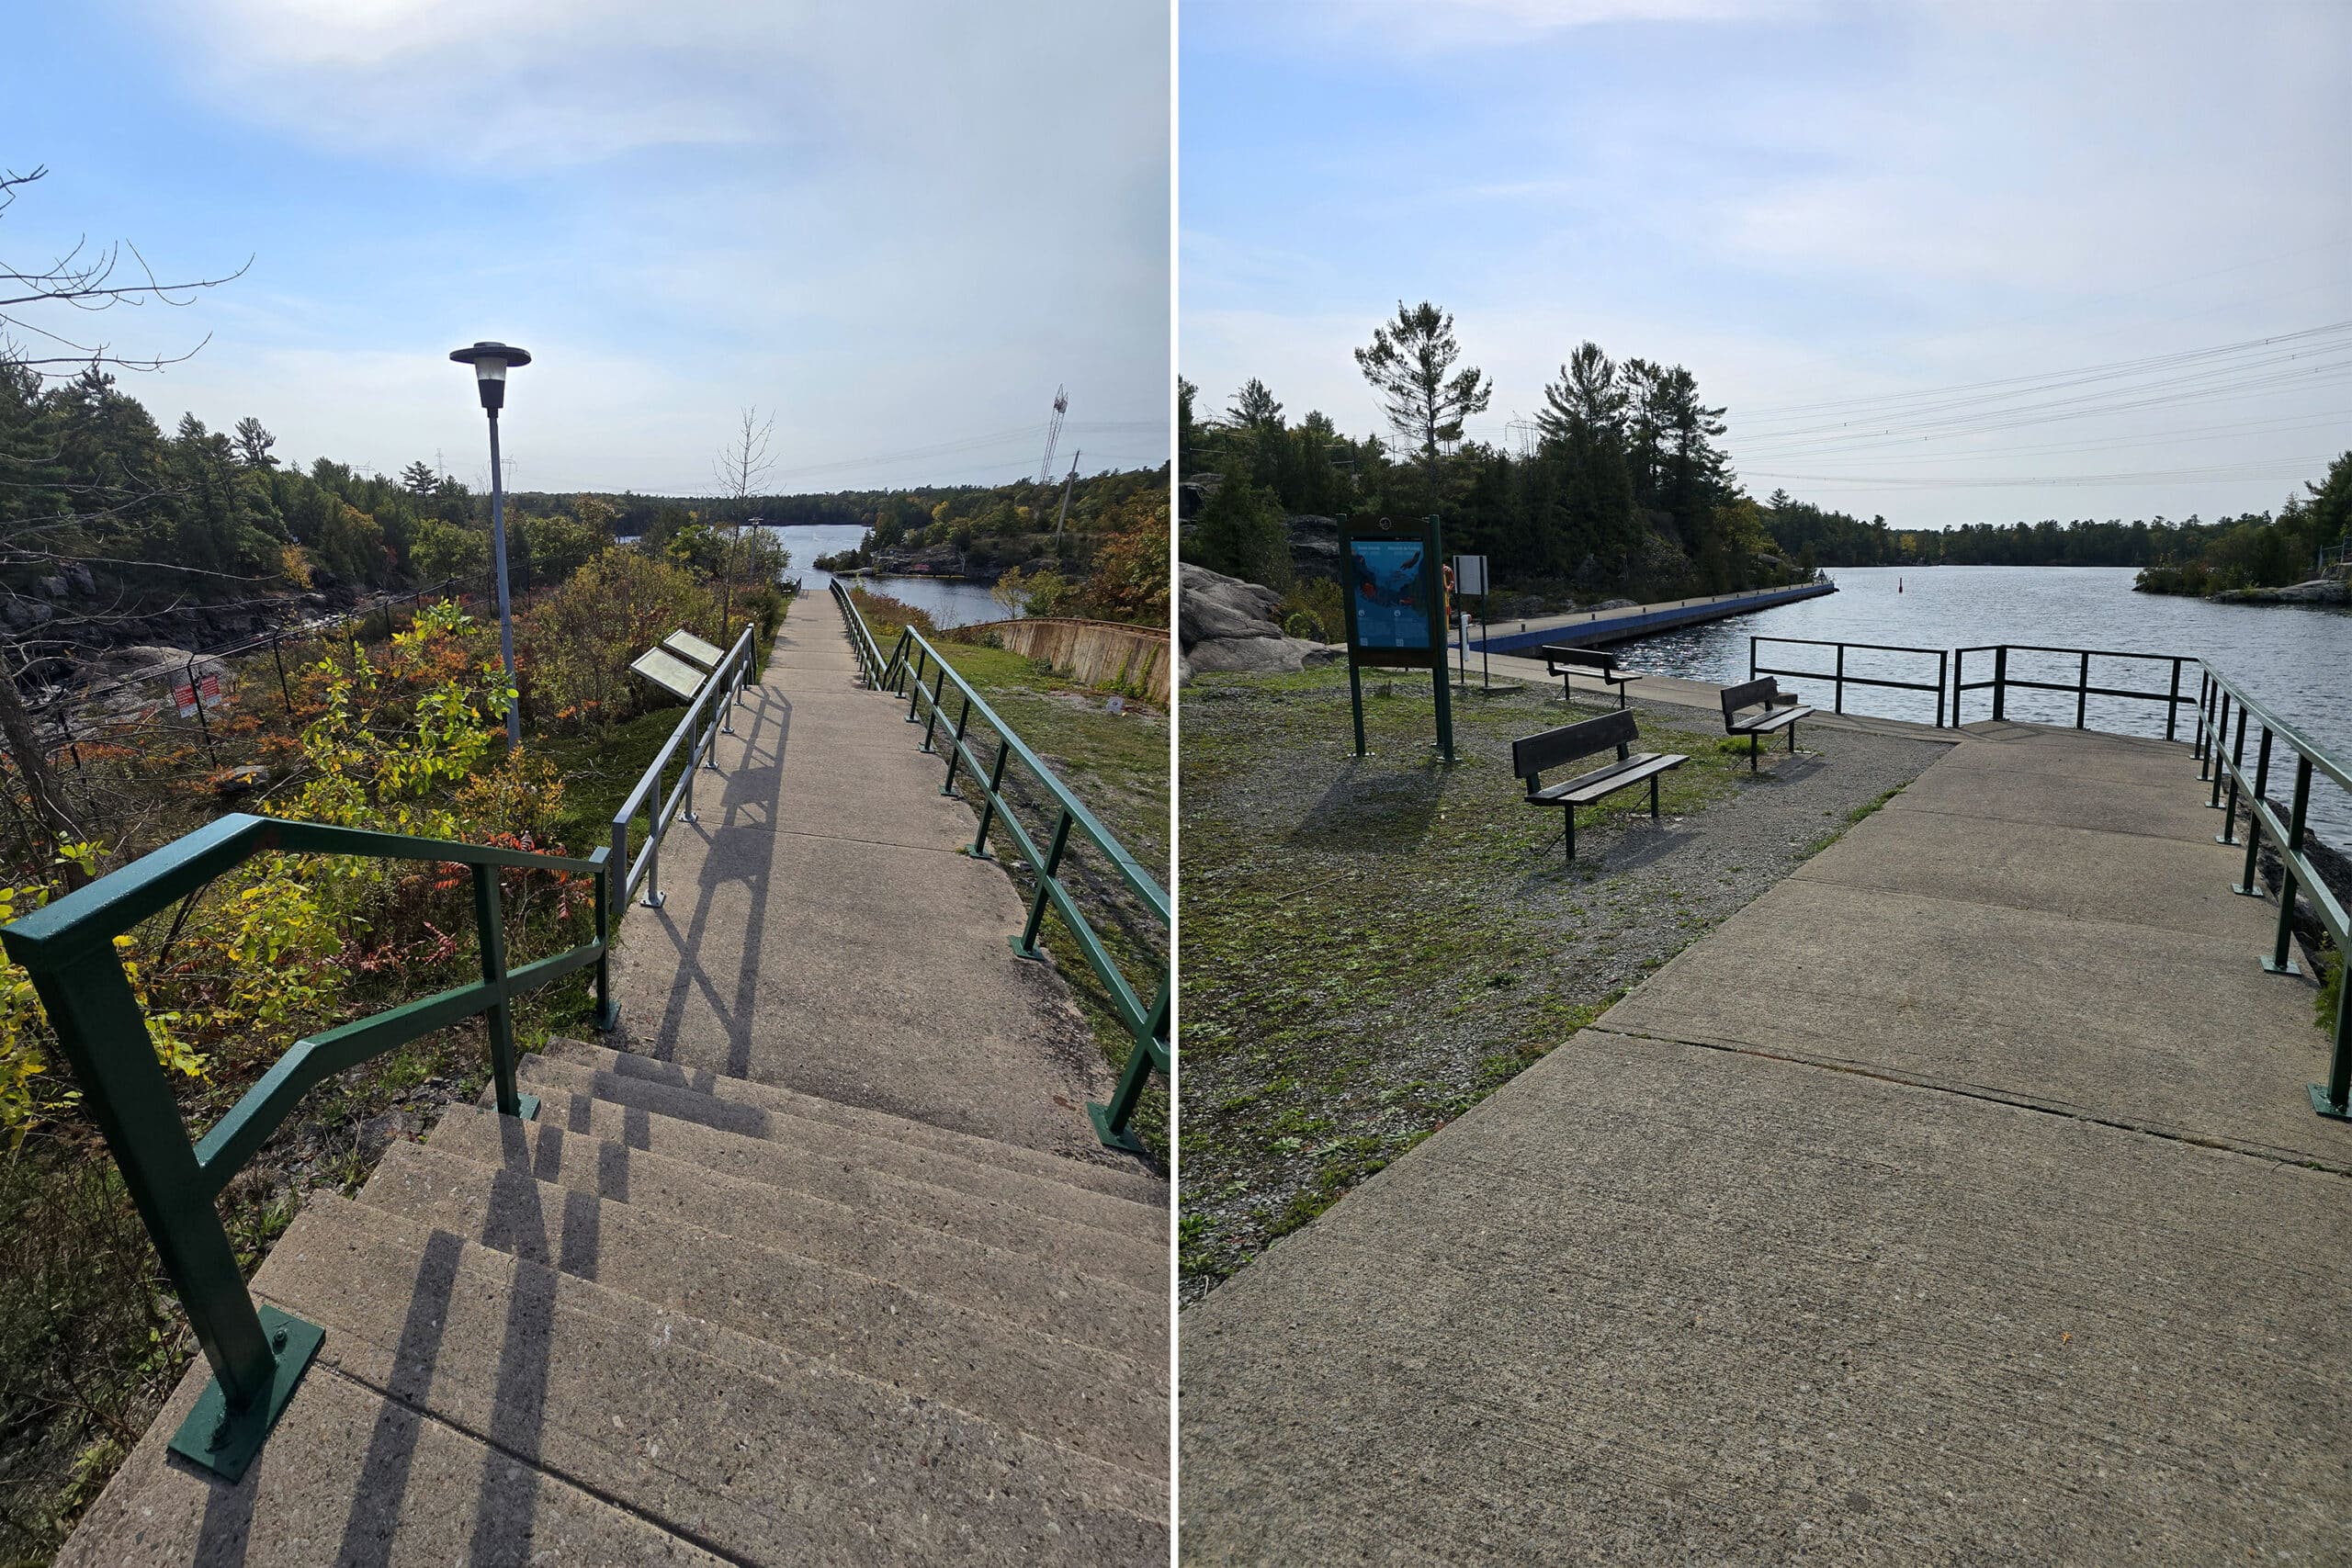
xmin=1179 ymin=563 xmax=1339 ymax=683
xmin=2211 ymin=578 xmax=2351 ymax=607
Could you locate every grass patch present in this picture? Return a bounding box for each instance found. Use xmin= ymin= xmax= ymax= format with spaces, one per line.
xmin=1178 ymin=663 xmax=1928 ymax=1301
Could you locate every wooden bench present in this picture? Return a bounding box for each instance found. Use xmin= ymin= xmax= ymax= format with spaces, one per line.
xmin=1537 ymin=644 xmax=1641 ymax=708
xmin=1512 ymin=710 xmax=1688 ymax=862
xmin=1719 ymin=675 xmax=1814 ymax=773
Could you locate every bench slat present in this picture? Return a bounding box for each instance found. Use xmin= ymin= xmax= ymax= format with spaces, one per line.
xmin=1527 ymin=752 xmax=1686 ymax=806
xmin=1728 ymin=705 xmax=1813 ymax=735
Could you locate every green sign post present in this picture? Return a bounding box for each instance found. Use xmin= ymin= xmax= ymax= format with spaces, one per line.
xmin=1338 ymin=513 xmax=1455 ymax=761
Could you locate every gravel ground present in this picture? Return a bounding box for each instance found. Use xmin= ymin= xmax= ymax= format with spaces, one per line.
xmin=1177 ymin=665 xmax=1951 ymax=1303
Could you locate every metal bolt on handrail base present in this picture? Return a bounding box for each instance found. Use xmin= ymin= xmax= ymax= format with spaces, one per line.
xmin=832 ymin=580 xmax=1170 ymax=1157
xmin=0 ymin=813 xmax=611 ymax=1480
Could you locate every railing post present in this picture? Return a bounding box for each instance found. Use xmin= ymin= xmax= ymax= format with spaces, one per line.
xmin=1089 ymin=977 xmax=1168 ymax=1156
xmin=2196 ymin=671 xmax=2214 ymax=772
xmin=643 ymin=756 xmax=666 ymax=908
xmin=472 ymin=863 xmax=532 ymax=1120
xmin=1747 ymin=638 xmax=1757 ymax=682
xmin=970 ymin=735 xmax=1011 ymax=858
xmin=1936 ymin=650 xmax=1948 ymax=729
xmin=2232 ymin=728 xmax=2271 ymax=884
xmin=2210 ymin=690 xmax=2232 ymax=807
xmin=904 ymin=646 xmax=928 ymax=723
xmin=5 ymin=944 xmax=312 ymax=1480
xmin=942 ymin=694 xmax=973 ymax=795
xmin=2075 ymin=649 xmax=2090 ymax=728
xmin=1991 ymin=646 xmax=2007 ymax=721
xmin=271 ymin=634 xmax=292 ymax=715
xmin=594 ymin=853 xmax=617 ymax=1031
xmin=2165 ymin=658 xmax=2183 ymax=743
xmin=2267 ymin=758 xmax=2311 ymax=977
xmin=2219 ymin=705 xmax=2247 ymax=840
xmin=1011 ymin=808 xmax=1074 ymax=960
xmin=918 ymin=661 xmax=949 ymax=753
xmin=1834 ymin=642 xmax=1846 ymax=715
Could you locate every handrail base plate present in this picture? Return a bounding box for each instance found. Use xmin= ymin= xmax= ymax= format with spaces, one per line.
xmin=2310 ymin=1085 xmax=2349 ymax=1122
xmin=1088 ymin=1100 xmax=1148 ymax=1157
xmin=2266 ymin=955 xmax=2304 ymax=977
xmin=165 ymin=1305 xmax=324 ymax=1483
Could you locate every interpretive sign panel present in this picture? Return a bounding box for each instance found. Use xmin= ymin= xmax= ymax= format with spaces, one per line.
xmin=662 ymin=629 xmax=726 ymax=670
xmin=629 ymin=647 xmax=710 ymax=702
xmin=1338 ymin=514 xmax=1455 ymax=761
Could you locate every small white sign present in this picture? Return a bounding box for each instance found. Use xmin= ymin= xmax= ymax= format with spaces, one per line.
xmin=1453 ymin=554 xmax=1488 ymax=597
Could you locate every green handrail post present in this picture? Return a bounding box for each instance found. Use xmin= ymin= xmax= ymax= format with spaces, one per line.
xmin=942 ymin=694 xmax=973 ymax=795
xmin=594 ymin=856 xmax=617 ymax=1030
xmin=919 ymin=660 xmax=949 ymax=754
xmin=2267 ymin=757 xmax=2311 ymax=978
xmin=1012 ymin=809 xmax=1075 ymax=960
xmin=2233 ymin=728 xmax=2272 ymax=889
xmin=1991 ymin=645 xmax=2007 ymax=721
xmin=0 ymin=812 xmax=606 ymax=1478
xmin=471 ymin=863 xmax=536 ymax=1120
xmin=1090 ymin=979 xmax=1170 ymax=1155
xmin=970 ymin=737 xmax=1011 ymax=859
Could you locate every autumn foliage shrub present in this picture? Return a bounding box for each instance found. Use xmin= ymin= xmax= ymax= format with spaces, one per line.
xmin=517 ymin=547 xmax=718 ymax=736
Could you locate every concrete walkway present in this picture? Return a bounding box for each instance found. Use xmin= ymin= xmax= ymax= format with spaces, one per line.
xmin=1182 ymin=719 xmax=2352 ymax=1563
xmin=605 ymin=611 xmax=1124 ymax=1161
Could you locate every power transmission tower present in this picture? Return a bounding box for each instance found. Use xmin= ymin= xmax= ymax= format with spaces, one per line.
xmin=1053 ymin=450 xmax=1081 ymax=543
xmin=1038 ymin=385 xmax=1069 ymax=484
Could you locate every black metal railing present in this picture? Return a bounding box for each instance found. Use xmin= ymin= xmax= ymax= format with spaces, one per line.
xmin=1952 ymin=644 xmax=2200 ymax=739
xmin=1749 ymin=637 xmax=1949 ymax=728
xmin=2193 ymin=666 xmax=2352 ymax=1116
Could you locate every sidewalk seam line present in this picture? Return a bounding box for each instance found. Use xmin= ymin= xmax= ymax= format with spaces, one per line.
xmin=1582 ymin=1022 xmax=2352 ymax=1179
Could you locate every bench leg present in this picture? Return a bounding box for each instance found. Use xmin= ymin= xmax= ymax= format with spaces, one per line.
xmin=1790 ymin=721 xmax=1799 ymax=755
xmin=1564 ymin=807 xmax=1576 ymax=863
xmin=1616 ymin=683 xmax=1626 ymax=710
xmin=1749 ymin=731 xmax=1759 ymax=773
xmin=1650 ymin=774 xmax=1660 ymax=819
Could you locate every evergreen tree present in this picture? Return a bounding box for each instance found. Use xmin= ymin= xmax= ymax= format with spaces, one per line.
xmin=232 ymin=416 xmax=277 ymax=468
xmin=1353 ymin=301 xmax=1490 ymax=507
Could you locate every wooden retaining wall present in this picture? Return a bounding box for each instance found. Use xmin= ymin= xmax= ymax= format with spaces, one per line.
xmin=952 ymin=616 xmax=1171 ymax=705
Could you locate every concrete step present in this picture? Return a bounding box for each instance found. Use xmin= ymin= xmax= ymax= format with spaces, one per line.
xmin=519 ymin=1052 xmax=1166 ymax=1245
xmin=252 ymin=1198 xmax=1168 ymax=1562
xmin=424 ymin=1109 xmax=1159 ymax=1357
xmin=58 ymin=1353 xmax=729 ymax=1567
xmin=485 ymin=1090 xmax=1165 ymax=1291
xmin=544 ymin=1035 xmax=1167 ymax=1207
xmin=355 ymin=1139 xmax=1167 ymax=1472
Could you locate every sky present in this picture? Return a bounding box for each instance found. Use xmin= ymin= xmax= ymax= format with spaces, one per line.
xmin=3 ymin=0 xmax=1171 ymax=495
xmin=1181 ymin=0 xmax=2352 ymax=531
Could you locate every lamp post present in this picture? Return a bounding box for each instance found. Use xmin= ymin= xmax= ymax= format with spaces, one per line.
xmin=449 ymin=341 xmax=530 ymax=749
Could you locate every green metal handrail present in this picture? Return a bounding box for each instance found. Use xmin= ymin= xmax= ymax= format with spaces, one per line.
xmin=0 ymin=812 xmax=610 ymax=1482
xmin=830 ymin=581 xmax=1169 ymax=1156
xmin=2193 ymin=664 xmax=2352 ymax=1117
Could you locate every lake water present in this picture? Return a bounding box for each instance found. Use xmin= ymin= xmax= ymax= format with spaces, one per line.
xmin=1619 ymin=564 xmax=2352 ymax=841
xmin=762 ymin=523 xmax=1009 ymax=629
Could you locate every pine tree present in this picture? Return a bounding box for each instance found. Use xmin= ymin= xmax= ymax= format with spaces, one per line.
xmin=1353 ymin=301 xmax=1490 ymax=508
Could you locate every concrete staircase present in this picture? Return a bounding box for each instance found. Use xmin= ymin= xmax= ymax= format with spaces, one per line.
xmin=63 ymin=1037 xmax=1169 ymax=1564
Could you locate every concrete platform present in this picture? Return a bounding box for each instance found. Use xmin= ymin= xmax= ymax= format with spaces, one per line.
xmin=1181 ymin=720 xmax=2351 ymax=1563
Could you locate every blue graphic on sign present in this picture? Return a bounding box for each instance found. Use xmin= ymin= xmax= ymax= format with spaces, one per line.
xmin=1350 ymin=539 xmax=1431 ymax=650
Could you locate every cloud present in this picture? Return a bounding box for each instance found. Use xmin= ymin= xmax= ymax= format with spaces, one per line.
xmin=78 ymin=0 xmax=1171 ymax=490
